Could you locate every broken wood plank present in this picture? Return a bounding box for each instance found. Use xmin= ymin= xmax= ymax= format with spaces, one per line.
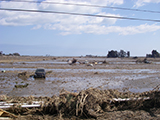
xmin=0 ymin=108 xmax=17 ymax=118
xmin=112 ymin=97 xmax=150 ymax=102
xmin=0 ymin=101 xmax=43 ymax=109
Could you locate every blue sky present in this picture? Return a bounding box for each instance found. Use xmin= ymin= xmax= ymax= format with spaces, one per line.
xmin=0 ymin=0 xmax=160 ymax=56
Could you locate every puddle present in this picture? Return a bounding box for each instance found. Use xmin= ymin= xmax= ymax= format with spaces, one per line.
xmin=105 ymin=80 xmax=124 ymax=89
xmin=154 ymin=62 xmax=160 ymax=64
xmin=114 ymin=74 xmax=155 ymax=80
xmin=22 ymin=61 xmax=68 ymax=64
xmin=109 ymin=62 xmax=136 ymax=64
xmin=0 ymin=68 xmax=36 ymax=71
xmin=0 ymin=61 xmax=68 ymax=68
xmin=128 ymin=87 xmax=153 ymax=93
xmin=0 ymin=68 xmax=159 ymax=74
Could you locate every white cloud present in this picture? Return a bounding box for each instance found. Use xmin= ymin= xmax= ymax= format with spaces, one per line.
xmin=0 ymin=0 xmax=121 ymax=26
xmin=118 ymin=24 xmax=160 ymax=35
xmin=32 ymin=24 xmax=42 ymax=30
xmin=0 ymin=1 xmax=38 ymax=9
xmin=46 ymin=23 xmax=160 ymax=35
xmin=1 ymin=0 xmax=160 ymax=36
xmin=134 ymin=0 xmax=160 ymax=7
xmin=88 ymin=13 xmax=121 ymax=25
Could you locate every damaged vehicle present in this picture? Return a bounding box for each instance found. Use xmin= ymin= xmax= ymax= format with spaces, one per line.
xmin=34 ymin=68 xmax=46 ymax=78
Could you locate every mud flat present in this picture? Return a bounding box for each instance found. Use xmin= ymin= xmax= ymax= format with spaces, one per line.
xmin=1 ymin=56 xmax=160 ymax=97
xmin=1 ymin=56 xmax=160 ymax=119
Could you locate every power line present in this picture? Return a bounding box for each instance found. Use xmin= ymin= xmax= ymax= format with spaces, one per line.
xmin=0 ymin=8 xmax=160 ymax=22
xmin=0 ymin=0 xmax=160 ymax=14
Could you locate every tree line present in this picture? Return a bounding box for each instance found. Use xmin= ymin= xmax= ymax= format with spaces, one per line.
xmin=107 ymin=50 xmax=130 ymax=58
xmin=146 ymin=50 xmax=160 ymax=58
xmin=1 ymin=50 xmax=160 ymax=58
xmin=107 ymin=49 xmax=160 ymax=58
xmin=0 ymin=51 xmax=20 ymax=56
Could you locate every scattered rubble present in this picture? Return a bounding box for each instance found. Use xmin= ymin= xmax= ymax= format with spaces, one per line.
xmin=15 ymin=83 xmax=29 ymax=88
xmin=86 ymin=63 xmax=93 ymax=67
xmin=102 ymin=60 xmax=108 ymax=64
xmin=136 ymin=58 xmax=151 ymax=64
xmin=18 ymin=72 xmax=27 ymax=77
xmin=67 ymin=58 xmax=78 ymax=65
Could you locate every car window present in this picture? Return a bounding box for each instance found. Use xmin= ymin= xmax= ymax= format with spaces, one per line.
xmin=36 ymin=69 xmax=45 ymax=72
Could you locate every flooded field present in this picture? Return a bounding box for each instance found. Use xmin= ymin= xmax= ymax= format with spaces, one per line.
xmin=1 ymin=56 xmax=160 ymax=97
xmin=1 ymin=56 xmax=160 ymax=119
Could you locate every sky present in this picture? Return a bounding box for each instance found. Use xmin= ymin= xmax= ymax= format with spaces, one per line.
xmin=0 ymin=0 xmax=160 ymax=56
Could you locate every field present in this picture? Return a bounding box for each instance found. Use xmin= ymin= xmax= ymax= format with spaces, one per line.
xmin=1 ymin=56 xmax=160 ymax=119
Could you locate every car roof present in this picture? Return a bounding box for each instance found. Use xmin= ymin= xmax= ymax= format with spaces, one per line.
xmin=36 ymin=68 xmax=45 ymax=71
xmin=36 ymin=68 xmax=45 ymax=70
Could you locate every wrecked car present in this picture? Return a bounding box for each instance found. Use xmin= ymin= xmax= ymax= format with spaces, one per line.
xmin=34 ymin=68 xmax=46 ymax=78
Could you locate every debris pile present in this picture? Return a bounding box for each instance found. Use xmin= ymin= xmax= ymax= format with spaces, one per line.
xmin=14 ymin=83 xmax=29 ymax=88
xmin=1 ymin=88 xmax=160 ymax=119
xmin=67 ymin=58 xmax=77 ymax=65
xmin=18 ymin=72 xmax=27 ymax=77
xmin=43 ymin=88 xmax=160 ymax=118
xmin=136 ymin=58 xmax=151 ymax=64
xmin=17 ymin=71 xmax=28 ymax=80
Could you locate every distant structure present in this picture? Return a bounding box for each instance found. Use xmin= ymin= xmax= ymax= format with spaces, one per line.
xmin=0 ymin=51 xmax=20 ymax=56
xmin=146 ymin=50 xmax=160 ymax=58
xmin=107 ymin=50 xmax=130 ymax=58
xmin=86 ymin=55 xmax=97 ymax=58
xmin=127 ymin=51 xmax=130 ymax=58
xmin=0 ymin=51 xmax=3 ymax=56
xmin=107 ymin=50 xmax=118 ymax=58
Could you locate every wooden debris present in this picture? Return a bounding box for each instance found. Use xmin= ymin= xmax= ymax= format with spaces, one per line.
xmin=0 ymin=108 xmax=17 ymax=118
xmin=18 ymin=72 xmax=27 ymax=77
xmin=113 ymin=97 xmax=150 ymax=102
xmin=0 ymin=101 xmax=43 ymax=109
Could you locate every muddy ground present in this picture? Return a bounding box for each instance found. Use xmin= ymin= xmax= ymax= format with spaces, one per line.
xmin=1 ymin=56 xmax=160 ymax=119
